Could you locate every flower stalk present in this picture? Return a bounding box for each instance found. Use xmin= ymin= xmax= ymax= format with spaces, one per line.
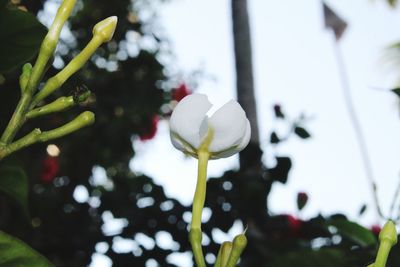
xmin=0 ymin=112 xmax=94 ymax=161
xmin=30 ymin=16 xmax=117 ymax=108
xmin=370 ymin=220 xmax=397 ymax=267
xmin=189 ymin=129 xmax=213 ymax=267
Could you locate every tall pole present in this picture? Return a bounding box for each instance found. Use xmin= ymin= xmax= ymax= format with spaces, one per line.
xmin=231 ymin=0 xmax=261 ymax=169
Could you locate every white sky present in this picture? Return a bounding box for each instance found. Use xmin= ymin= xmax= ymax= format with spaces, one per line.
xmin=132 ymin=0 xmax=400 ymax=231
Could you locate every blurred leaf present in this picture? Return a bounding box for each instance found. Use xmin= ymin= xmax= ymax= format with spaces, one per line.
xmin=270 ymin=131 xmax=280 ymax=144
xmin=392 ymin=88 xmax=400 ymax=98
xmin=269 ymin=249 xmax=347 ymax=267
xmin=269 ymin=156 xmax=292 ymax=184
xmin=388 ymin=0 xmax=397 ymax=7
xmin=0 ymin=160 xmax=29 ymax=218
xmin=0 ymin=230 xmax=54 ymax=267
xmin=327 ymin=219 xmax=377 ymax=247
xmin=0 ymin=7 xmax=46 ymax=73
xmin=297 ymin=192 xmax=309 ymax=211
xmin=0 ymin=0 xmax=7 ymax=9
xmin=294 ymin=126 xmax=311 ymax=139
xmin=273 ymin=104 xmax=285 ymax=119
xmin=359 ymin=204 xmax=367 ymax=216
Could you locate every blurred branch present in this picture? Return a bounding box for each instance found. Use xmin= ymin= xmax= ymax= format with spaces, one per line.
xmin=332 ymin=37 xmax=384 ymax=220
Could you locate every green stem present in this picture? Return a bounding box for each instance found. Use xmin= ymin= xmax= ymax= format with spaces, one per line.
xmin=0 ymin=92 xmax=35 ymax=144
xmin=30 ymin=36 xmax=103 ymax=108
xmin=220 ymin=242 xmax=232 ymax=267
xmin=190 ymin=151 xmax=209 ymax=267
xmin=38 ymin=111 xmax=94 ymax=142
xmin=0 ymin=112 xmax=94 ymax=161
xmin=26 ymin=96 xmax=75 ymax=119
xmin=214 ymin=243 xmax=224 ymax=267
xmin=192 ymin=151 xmax=209 ymax=229
xmin=374 ymin=241 xmax=391 ymax=267
xmin=0 ymin=129 xmax=41 ymax=160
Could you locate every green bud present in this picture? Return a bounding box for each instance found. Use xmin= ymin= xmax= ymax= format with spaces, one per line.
xmin=221 ymin=241 xmax=233 ymax=267
xmin=225 ymin=234 xmax=248 ymax=267
xmin=38 ymin=111 xmax=95 ymax=142
xmin=19 ymin=63 xmax=32 ymax=92
xmin=233 ymin=233 xmax=247 ymax=249
xmin=26 ymin=96 xmax=75 ymax=119
xmin=379 ymin=220 xmax=397 ymax=247
xmin=92 ymin=16 xmax=118 ymax=43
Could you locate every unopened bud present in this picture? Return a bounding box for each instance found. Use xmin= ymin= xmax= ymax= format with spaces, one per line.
xmin=93 ymin=16 xmax=118 ymax=43
xmin=379 ymin=220 xmax=397 ymax=247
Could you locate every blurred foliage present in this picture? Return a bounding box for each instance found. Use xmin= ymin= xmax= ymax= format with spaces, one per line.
xmin=387 ymin=0 xmax=398 ymax=7
xmin=0 ymin=0 xmax=398 ymax=267
xmin=0 ymin=3 xmax=46 ymax=73
xmin=0 ymin=230 xmax=54 ymax=267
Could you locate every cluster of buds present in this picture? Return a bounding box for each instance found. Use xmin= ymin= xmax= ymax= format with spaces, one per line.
xmin=0 ymin=0 xmax=117 ymax=160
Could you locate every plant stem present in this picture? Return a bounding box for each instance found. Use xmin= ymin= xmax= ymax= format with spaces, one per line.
xmin=0 ymin=93 xmax=31 ymax=144
xmin=374 ymin=241 xmax=391 ymax=267
xmin=0 ymin=129 xmax=41 ymax=160
xmin=0 ymin=112 xmax=94 ymax=161
xmin=30 ymin=36 xmax=103 ymax=108
xmin=190 ymin=151 xmax=209 ymax=267
xmin=26 ymin=96 xmax=75 ymax=119
xmin=220 ymin=241 xmax=233 ymax=267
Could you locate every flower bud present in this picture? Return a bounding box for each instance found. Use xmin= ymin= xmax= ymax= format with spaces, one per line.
xmin=93 ymin=16 xmax=118 ymax=43
xmin=379 ymin=220 xmax=397 ymax=247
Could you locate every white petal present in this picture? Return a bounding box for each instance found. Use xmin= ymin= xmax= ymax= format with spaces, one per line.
xmin=211 ymin=119 xmax=251 ymax=159
xmin=236 ymin=119 xmax=251 ymax=151
xmin=170 ymin=94 xmax=212 ymax=149
xmin=207 ymin=100 xmax=247 ymax=153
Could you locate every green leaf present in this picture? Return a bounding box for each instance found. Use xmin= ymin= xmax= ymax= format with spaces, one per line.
xmin=0 ymin=7 xmax=47 ymax=73
xmin=268 ymin=157 xmax=292 ymax=184
xmin=269 ymin=249 xmax=347 ymax=267
xmin=0 ymin=230 xmax=54 ymax=267
xmin=0 ymin=160 xmax=29 ymax=218
xmin=392 ymin=88 xmax=400 ymax=98
xmin=294 ymin=126 xmax=311 ymax=139
xmin=327 ymin=219 xmax=377 ymax=247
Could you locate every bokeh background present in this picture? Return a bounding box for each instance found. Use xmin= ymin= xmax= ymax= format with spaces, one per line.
xmin=1 ymin=0 xmax=400 ymax=266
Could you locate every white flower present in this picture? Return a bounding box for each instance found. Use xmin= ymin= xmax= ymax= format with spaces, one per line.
xmin=170 ymin=94 xmax=251 ymax=159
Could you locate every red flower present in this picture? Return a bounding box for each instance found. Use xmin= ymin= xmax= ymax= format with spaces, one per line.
xmin=371 ymin=225 xmax=381 ymax=235
xmin=286 ymin=215 xmax=303 ymax=234
xmin=139 ymin=115 xmax=159 ymax=141
xmin=172 ymin=83 xmax=191 ymax=102
xmin=41 ymin=156 xmax=60 ymax=183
